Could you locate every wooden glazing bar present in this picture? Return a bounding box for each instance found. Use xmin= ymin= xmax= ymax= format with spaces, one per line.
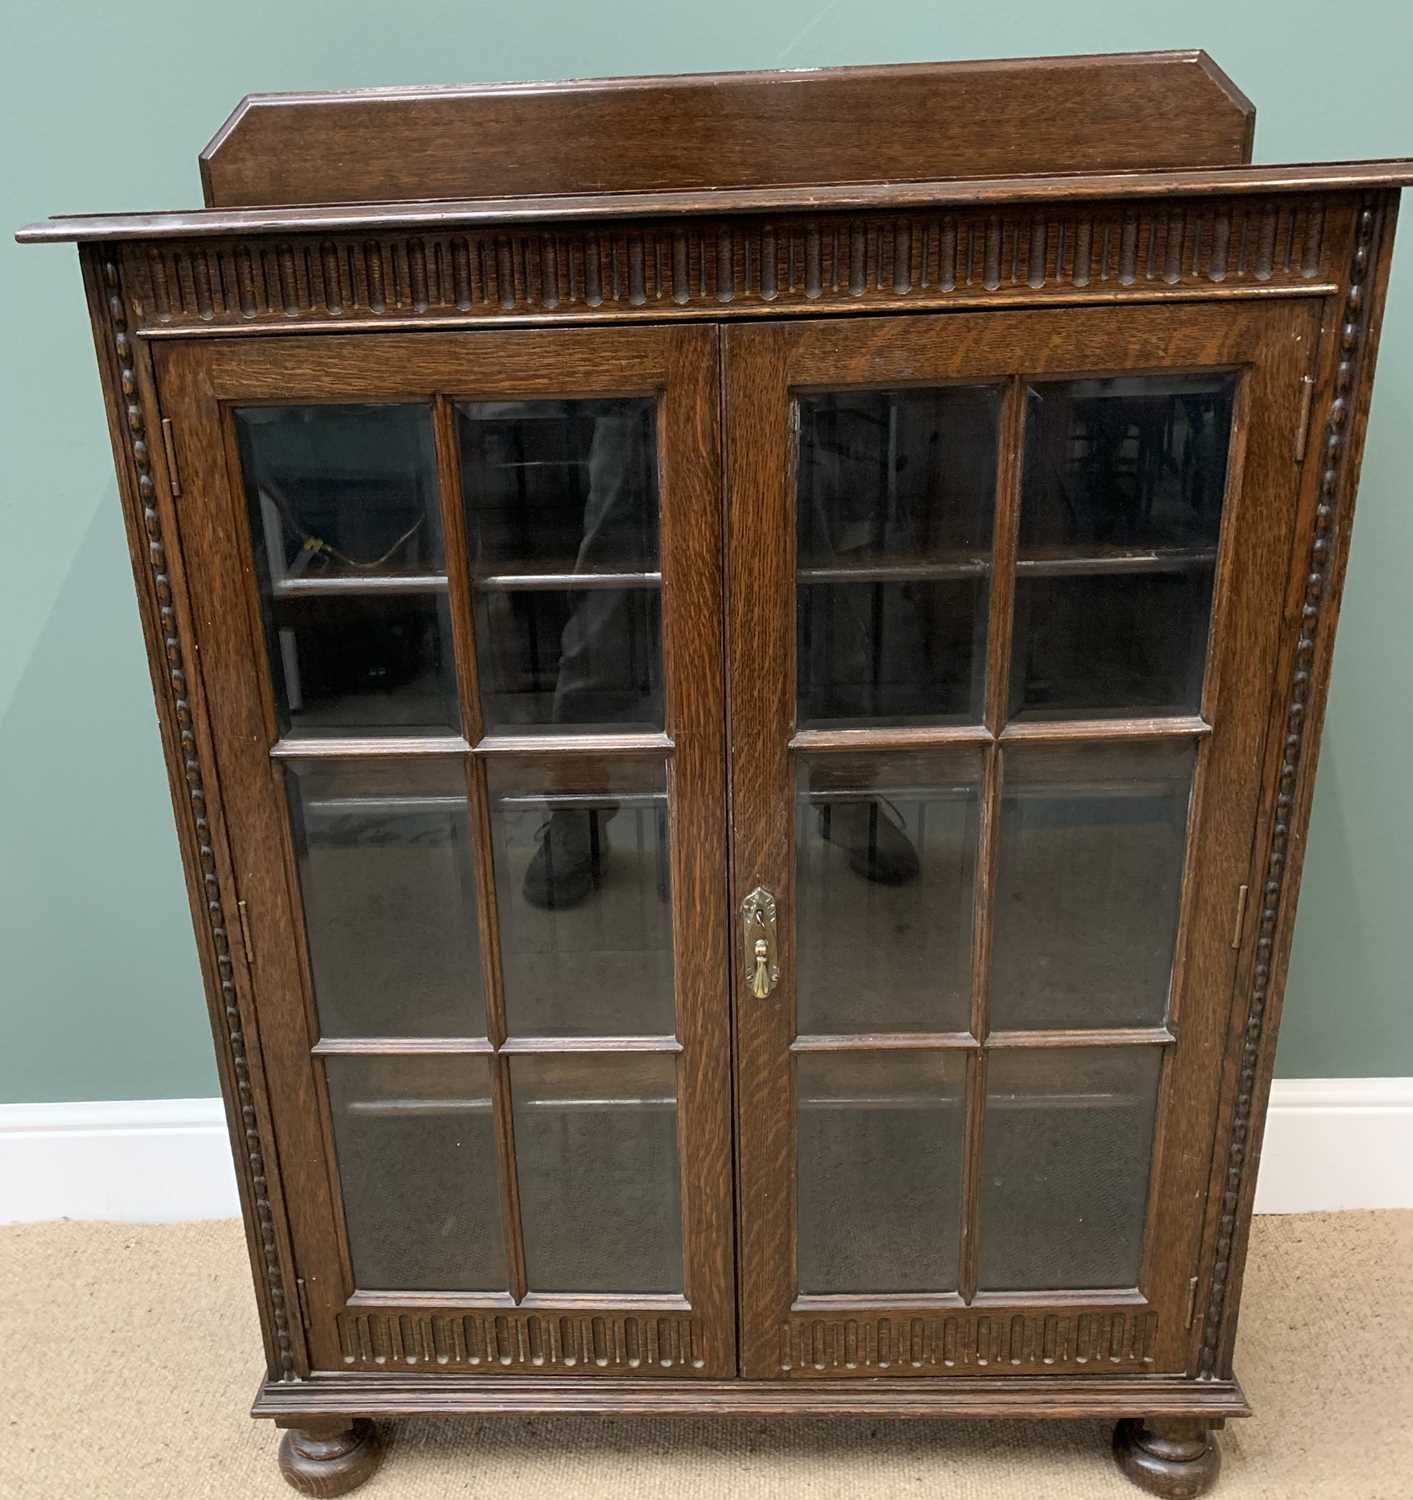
xmin=270 ymin=735 xmax=472 ymax=759
xmin=433 ymin=395 xmax=529 ymax=1306
xmin=498 ymin=1036 xmax=685 ymax=1054
xmin=790 ymin=725 xmax=993 ymax=753
xmin=790 ymin=1032 xmax=978 ymax=1053
xmin=473 ymin=731 xmax=674 ymax=756
xmin=998 ymin=716 xmax=1213 ymax=744
xmin=985 ymin=1027 xmax=1177 ymax=1049
xmin=311 ymin=1037 xmax=496 ymax=1055
xmin=984 ymin=378 xmax=1026 ymax=735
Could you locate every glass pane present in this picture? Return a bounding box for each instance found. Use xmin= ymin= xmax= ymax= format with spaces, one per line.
xmin=236 ymin=404 xmax=459 ymax=738
xmin=977 ymin=1047 xmax=1162 ymax=1291
xmin=1010 ymin=375 xmax=1236 ymax=719
xmin=458 ymin=398 xmax=662 ymax=733
xmin=796 ymin=386 xmax=1001 ymax=728
xmin=488 ymin=758 xmax=673 ymax=1037
xmin=991 ymin=742 xmax=1195 ymax=1031
xmin=796 ymin=1051 xmax=965 ymax=1294
xmin=512 ymin=1053 xmax=682 ymax=1293
xmin=286 ymin=760 xmax=486 ymax=1039
xmin=796 ymin=750 xmax=980 ymax=1035
xmin=473 ymin=587 xmax=661 ymax=733
xmin=798 ymin=580 xmax=988 ymax=727
xmin=326 ymin=1054 xmax=506 ymax=1292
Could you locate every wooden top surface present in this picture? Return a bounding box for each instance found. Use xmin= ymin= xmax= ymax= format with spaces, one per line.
xmin=197 ymin=53 xmax=1256 ymax=208
xmin=18 ymin=159 xmax=1413 ymax=246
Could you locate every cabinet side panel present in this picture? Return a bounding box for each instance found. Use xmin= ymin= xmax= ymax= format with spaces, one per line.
xmin=1196 ymin=190 xmax=1401 ymax=1379
xmin=78 ymin=247 xmax=303 ymax=1381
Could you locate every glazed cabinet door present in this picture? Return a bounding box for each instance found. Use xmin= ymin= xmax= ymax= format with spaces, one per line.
xmin=726 ymin=301 xmax=1319 ymax=1378
xmin=155 ymin=326 xmax=734 ymax=1377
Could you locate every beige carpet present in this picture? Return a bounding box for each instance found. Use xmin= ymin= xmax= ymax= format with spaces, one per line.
xmin=2 ymin=1212 xmax=1409 ymax=1498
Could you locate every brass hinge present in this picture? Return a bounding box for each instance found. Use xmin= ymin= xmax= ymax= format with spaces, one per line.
xmin=1292 ymin=374 xmax=1316 ymax=462
xmin=236 ymin=898 xmax=255 ymax=965
xmin=1231 ymin=883 xmax=1250 ymax=951
xmin=296 ymin=1277 xmax=312 ymax=1330
xmin=1185 ymin=1275 xmax=1200 ymax=1329
xmin=160 ymin=417 xmax=182 ymax=496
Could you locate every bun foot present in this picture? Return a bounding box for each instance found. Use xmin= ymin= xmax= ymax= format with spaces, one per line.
xmin=277 ymin=1419 xmax=383 ymax=1496
xmin=1114 ymin=1417 xmax=1221 ymax=1498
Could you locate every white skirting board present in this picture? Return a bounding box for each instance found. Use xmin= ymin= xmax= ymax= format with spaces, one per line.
xmin=1 ymin=1079 xmax=1411 ymax=1225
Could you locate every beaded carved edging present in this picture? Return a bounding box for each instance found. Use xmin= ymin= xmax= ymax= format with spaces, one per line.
xmin=97 ymin=257 xmax=297 ymax=1380
xmin=120 ymin=194 xmax=1338 ymax=333
xmin=1197 ymin=198 xmax=1383 ymax=1379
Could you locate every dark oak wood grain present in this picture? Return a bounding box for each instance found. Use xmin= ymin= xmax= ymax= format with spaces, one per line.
xmin=19 ymin=161 xmax=1413 ymax=246
xmin=726 ymin=297 xmax=1319 ymax=1381
xmin=198 ymin=54 xmax=1255 ymax=209
xmin=31 ymin=52 xmax=1411 ymax=1500
xmin=251 ymin=1371 xmax=1251 ymax=1420
xmin=153 ymin=321 xmax=735 ymax=1378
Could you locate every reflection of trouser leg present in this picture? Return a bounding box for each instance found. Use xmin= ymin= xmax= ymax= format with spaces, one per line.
xmin=523 ymin=807 xmax=616 ymax=911
xmin=816 ymin=794 xmax=920 ymax=885
xmin=525 ymin=416 xmax=644 ymax=909
xmin=552 ymin=414 xmax=646 ymax=725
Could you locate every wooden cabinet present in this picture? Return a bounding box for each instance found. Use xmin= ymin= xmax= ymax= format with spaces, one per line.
xmin=20 ymin=52 xmax=1411 ymax=1499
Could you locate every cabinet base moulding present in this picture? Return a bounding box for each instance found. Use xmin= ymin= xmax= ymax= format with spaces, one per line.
xmin=250 ymin=1372 xmax=1251 ymax=1421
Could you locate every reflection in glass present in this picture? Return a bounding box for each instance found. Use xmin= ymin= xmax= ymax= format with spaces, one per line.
xmin=991 ymin=742 xmax=1195 ymax=1031
xmin=795 ymin=751 xmax=979 ymax=1035
xmin=796 ymin=1051 xmax=965 ymax=1293
xmin=286 ymin=760 xmax=486 ymax=1039
xmin=474 ymin=587 xmax=661 ymax=732
xmin=326 ymin=1055 xmax=506 ymax=1291
xmin=488 ymin=758 xmax=673 ymax=1037
xmin=512 ymin=1053 xmax=682 ymax=1293
xmin=796 ymin=386 xmax=1001 ymax=728
xmin=798 ymin=580 xmax=988 ymax=726
xmin=458 ymin=399 xmax=662 ymax=733
xmin=1011 ymin=375 xmax=1236 ymax=719
xmin=236 ymin=404 xmax=460 ymax=738
xmin=977 ymin=1047 xmax=1162 ymax=1290
xmin=237 ymin=404 xmax=444 ymax=581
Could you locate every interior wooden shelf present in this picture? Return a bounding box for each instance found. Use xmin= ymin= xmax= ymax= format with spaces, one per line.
xmin=472 ymin=567 xmax=661 ymax=592
xmin=798 ymin=546 xmax=1217 ymax=587
xmin=272 ymin=573 xmax=449 ymax=598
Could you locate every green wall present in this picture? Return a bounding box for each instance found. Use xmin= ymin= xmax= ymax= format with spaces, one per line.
xmin=3 ymin=2 xmax=1410 ymax=1102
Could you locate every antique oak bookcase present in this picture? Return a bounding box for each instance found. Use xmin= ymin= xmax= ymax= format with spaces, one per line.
xmin=20 ymin=52 xmax=1411 ymax=1498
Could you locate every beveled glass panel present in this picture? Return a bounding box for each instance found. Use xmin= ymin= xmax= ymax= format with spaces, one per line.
xmin=286 ymin=760 xmax=486 ymax=1039
xmin=796 ymin=1051 xmax=965 ymax=1294
xmin=512 ymin=1053 xmax=682 ymax=1293
xmin=235 ymin=404 xmax=459 ymax=738
xmin=458 ymin=398 xmax=662 ymax=733
xmin=796 ymin=386 xmax=1001 ymax=728
xmin=473 ymin=586 xmax=662 ymax=733
xmin=797 ymin=579 xmax=988 ymax=727
xmin=487 ymin=758 xmax=673 ymax=1037
xmin=326 ymin=1054 xmax=506 ymax=1292
xmin=977 ymin=1047 xmax=1162 ymax=1291
xmin=1010 ymin=374 xmax=1236 ymax=719
xmin=991 ymin=742 xmax=1195 ymax=1031
xmin=795 ymin=750 xmax=980 ymax=1035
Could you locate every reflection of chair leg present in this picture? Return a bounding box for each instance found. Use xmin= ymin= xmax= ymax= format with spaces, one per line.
xmin=818 ymin=799 xmax=920 ymax=885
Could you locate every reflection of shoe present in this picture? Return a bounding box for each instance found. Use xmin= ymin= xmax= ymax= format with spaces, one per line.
xmin=523 ymin=811 xmax=609 ymax=910
xmin=819 ymin=800 xmax=920 ymax=885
